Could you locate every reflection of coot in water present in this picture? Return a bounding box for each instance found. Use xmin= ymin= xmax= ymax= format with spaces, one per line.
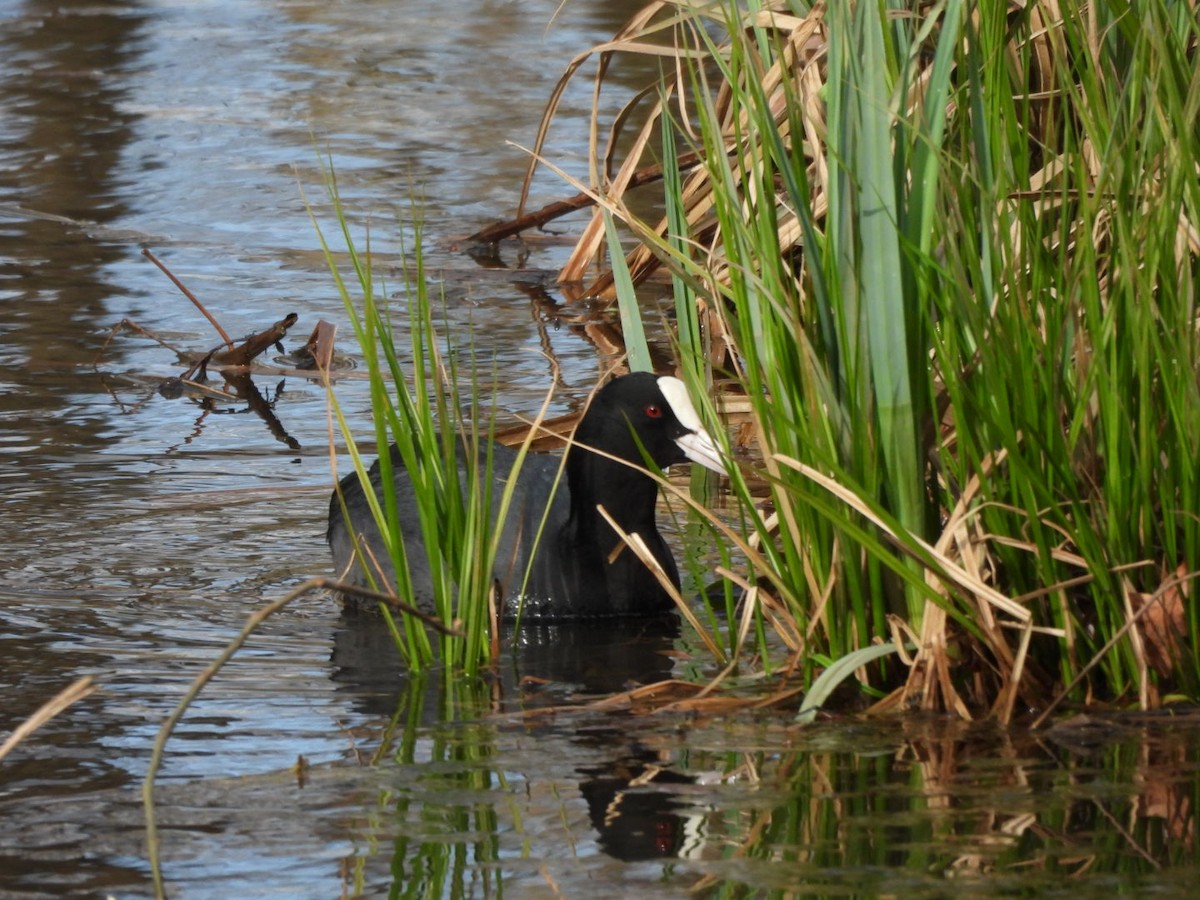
xmin=327 ymin=373 xmax=726 ymax=620
xmin=330 ymin=612 xmax=710 ymax=862
xmin=500 ymin=618 xmax=680 ymax=695
xmin=329 ymin=608 xmax=680 ymax=716
xmin=577 ymin=740 xmax=709 ymax=861
xmin=328 ymin=607 xmax=411 ymax=716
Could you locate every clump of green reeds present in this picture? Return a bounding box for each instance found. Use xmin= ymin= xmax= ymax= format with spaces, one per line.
xmin=529 ymin=0 xmax=1200 ymax=719
xmin=313 ymin=168 xmax=544 ymax=675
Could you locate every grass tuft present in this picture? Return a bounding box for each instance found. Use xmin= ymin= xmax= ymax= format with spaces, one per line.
xmin=526 ymin=0 xmax=1200 ymax=718
xmin=312 ymin=159 xmax=543 ymax=674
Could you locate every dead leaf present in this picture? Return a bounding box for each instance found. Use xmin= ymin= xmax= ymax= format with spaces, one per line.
xmin=1134 ymin=565 xmax=1191 ymax=679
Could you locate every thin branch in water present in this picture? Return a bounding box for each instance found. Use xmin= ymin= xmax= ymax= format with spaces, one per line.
xmin=142 ymin=247 xmax=234 ymax=348
xmin=466 ymin=151 xmax=702 ymax=245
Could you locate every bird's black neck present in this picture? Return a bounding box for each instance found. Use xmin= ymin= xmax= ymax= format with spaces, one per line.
xmin=566 ymin=448 xmax=660 ymax=539
xmin=560 ymin=444 xmax=678 ymax=612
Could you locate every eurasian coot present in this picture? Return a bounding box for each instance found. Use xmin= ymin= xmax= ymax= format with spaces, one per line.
xmin=327 ymin=372 xmax=726 ymax=619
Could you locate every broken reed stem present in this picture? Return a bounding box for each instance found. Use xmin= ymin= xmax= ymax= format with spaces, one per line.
xmin=598 ymin=503 xmax=727 ymax=663
xmin=0 ymin=676 xmax=97 ymax=764
xmin=142 ymin=247 xmax=235 ymax=348
xmin=142 ymin=577 xmax=462 ymax=898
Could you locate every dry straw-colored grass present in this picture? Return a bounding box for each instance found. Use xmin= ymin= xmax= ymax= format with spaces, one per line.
xmin=524 ymin=1 xmax=1198 ymax=295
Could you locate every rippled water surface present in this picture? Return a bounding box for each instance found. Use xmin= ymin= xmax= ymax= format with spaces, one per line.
xmin=3 ymin=1 xmax=1200 ymax=897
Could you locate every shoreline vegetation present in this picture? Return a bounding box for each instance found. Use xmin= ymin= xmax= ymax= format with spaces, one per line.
xmin=330 ymin=0 xmax=1199 ymax=723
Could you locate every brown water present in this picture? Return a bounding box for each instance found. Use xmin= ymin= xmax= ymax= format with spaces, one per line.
xmin=2 ymin=1 xmax=1199 ymax=897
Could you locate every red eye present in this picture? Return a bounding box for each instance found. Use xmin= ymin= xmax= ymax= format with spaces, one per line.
xmin=644 ymin=403 xmax=663 ymax=418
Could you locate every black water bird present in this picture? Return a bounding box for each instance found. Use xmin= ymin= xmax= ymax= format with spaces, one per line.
xmin=327 ymin=372 xmax=726 ymax=619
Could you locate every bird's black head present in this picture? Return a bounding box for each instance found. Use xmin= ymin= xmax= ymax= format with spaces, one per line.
xmin=574 ymin=372 xmax=726 ymax=474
